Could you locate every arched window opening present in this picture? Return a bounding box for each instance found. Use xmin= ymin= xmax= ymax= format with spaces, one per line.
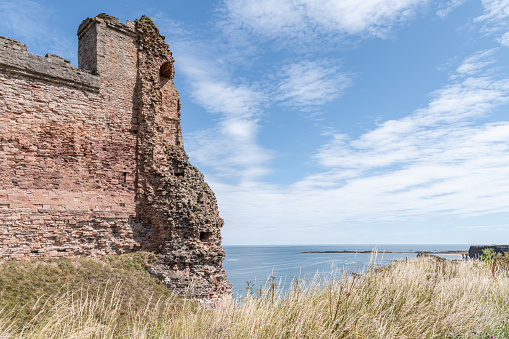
xmin=159 ymin=61 xmax=173 ymax=103
xmin=159 ymin=62 xmax=173 ymax=81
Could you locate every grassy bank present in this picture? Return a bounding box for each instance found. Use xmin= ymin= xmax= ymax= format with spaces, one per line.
xmin=0 ymin=255 xmax=508 ymax=338
xmin=0 ymin=252 xmax=196 ymax=337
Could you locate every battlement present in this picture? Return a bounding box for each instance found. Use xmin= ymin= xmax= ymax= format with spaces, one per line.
xmin=0 ymin=35 xmax=27 ymax=50
xmin=0 ymin=14 xmax=230 ymax=305
xmin=0 ymin=35 xmax=99 ymax=92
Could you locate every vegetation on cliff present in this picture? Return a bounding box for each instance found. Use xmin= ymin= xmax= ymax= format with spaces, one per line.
xmin=0 ymin=252 xmax=194 ymax=335
xmin=0 ymin=255 xmax=508 ymax=338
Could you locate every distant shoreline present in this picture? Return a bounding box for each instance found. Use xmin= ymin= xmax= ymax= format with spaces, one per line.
xmin=300 ymin=250 xmax=465 ymax=255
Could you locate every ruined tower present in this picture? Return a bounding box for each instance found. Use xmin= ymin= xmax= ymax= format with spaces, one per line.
xmin=0 ymin=14 xmax=231 ymax=303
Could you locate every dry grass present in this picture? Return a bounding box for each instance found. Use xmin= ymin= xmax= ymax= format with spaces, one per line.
xmin=0 ymin=256 xmax=508 ymax=338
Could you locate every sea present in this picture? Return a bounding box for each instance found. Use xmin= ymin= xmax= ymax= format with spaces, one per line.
xmin=222 ymin=244 xmax=469 ymax=298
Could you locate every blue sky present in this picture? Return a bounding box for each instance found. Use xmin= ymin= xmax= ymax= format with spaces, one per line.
xmin=1 ymin=0 xmax=509 ymax=245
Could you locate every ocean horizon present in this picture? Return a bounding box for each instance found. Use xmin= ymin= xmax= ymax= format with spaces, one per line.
xmin=223 ymin=244 xmax=470 ymax=298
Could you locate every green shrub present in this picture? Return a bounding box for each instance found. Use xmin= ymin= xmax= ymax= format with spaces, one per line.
xmin=481 ymin=248 xmax=496 ymax=265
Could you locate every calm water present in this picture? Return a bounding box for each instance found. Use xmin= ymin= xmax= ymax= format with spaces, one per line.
xmin=223 ymin=244 xmax=469 ymax=298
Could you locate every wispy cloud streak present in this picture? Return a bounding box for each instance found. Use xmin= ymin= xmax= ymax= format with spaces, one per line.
xmin=275 ymin=60 xmax=352 ymax=108
xmin=222 ymin=0 xmax=429 ymax=43
xmin=436 ymin=0 xmax=469 ymax=18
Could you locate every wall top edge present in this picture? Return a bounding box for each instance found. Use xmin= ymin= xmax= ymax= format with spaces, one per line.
xmin=0 ymin=36 xmax=27 ymax=51
xmin=77 ymin=14 xmax=136 ymax=39
xmin=0 ymin=43 xmax=100 ymax=90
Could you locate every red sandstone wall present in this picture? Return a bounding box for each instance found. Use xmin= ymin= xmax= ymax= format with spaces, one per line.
xmin=0 ymin=16 xmax=140 ymax=258
xmin=0 ymin=14 xmax=230 ymax=303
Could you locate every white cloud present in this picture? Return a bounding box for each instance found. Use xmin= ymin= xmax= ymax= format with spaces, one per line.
xmin=454 ymin=49 xmax=497 ymax=77
xmin=186 ymin=121 xmax=273 ymax=182
xmin=436 ymin=0 xmax=469 ymax=18
xmin=477 ymin=0 xmax=509 ymax=23
xmin=187 ymin=78 xmax=261 ymax=119
xmin=222 ymin=0 xmax=429 ymax=42
xmin=499 ymin=31 xmax=509 ymax=46
xmin=475 ymin=0 xmax=509 ymax=34
xmin=170 ymin=40 xmax=273 ymax=182
xmin=315 ymin=73 xmax=509 ymax=170
xmin=276 ymin=60 xmax=352 ymax=108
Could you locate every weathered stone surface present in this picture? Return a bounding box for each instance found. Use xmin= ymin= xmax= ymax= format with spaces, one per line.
xmin=0 ymin=13 xmax=231 ymax=304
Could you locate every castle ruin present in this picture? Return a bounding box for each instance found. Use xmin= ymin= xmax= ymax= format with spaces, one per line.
xmin=0 ymin=14 xmax=231 ymax=303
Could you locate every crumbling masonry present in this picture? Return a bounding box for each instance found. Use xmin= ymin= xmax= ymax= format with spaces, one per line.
xmin=0 ymin=14 xmax=231 ymax=303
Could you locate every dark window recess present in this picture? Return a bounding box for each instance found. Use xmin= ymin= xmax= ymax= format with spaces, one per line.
xmin=122 ymin=172 xmax=127 ymax=183
xmin=175 ymin=169 xmax=184 ymax=178
xmin=200 ymin=231 xmax=213 ymax=242
xmin=160 ymin=62 xmax=173 ymax=78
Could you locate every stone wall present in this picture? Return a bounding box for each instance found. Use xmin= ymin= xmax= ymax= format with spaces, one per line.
xmin=0 ymin=13 xmax=230 ymax=304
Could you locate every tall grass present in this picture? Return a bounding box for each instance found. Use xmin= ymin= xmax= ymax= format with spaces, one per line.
xmin=1 ymin=256 xmax=508 ymax=338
